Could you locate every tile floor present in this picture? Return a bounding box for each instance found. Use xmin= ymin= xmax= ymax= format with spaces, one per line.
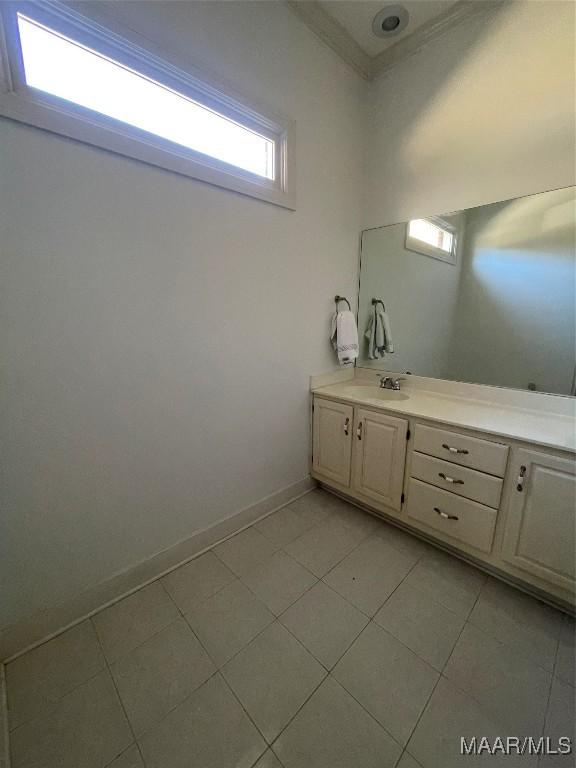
xmin=5 ymin=489 xmax=575 ymax=768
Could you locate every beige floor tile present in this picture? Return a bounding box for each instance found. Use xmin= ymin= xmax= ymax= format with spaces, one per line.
xmin=396 ymin=753 xmax=423 ymax=768
xmin=6 ymin=620 xmax=106 ymax=730
xmin=408 ymin=677 xmax=538 ymax=768
xmin=255 ymin=506 xmax=315 ymax=547
xmin=330 ymin=504 xmax=381 ymax=538
xmin=111 ymin=618 xmax=215 ymax=736
xmin=374 ymin=581 xmax=465 ymax=670
xmin=279 ymin=581 xmax=368 ymax=669
xmin=241 ymin=550 xmax=317 ymax=615
xmin=254 ymin=750 xmax=284 ymax=768
xmin=324 ymin=537 xmax=416 ymax=616
xmin=161 ymin=552 xmax=235 ymax=614
xmin=468 ymin=578 xmax=563 ymax=671
xmin=402 ymin=551 xmax=485 ymax=617
xmin=186 ymin=579 xmax=274 ymax=666
xmin=138 ymin=674 xmax=266 ymax=768
xmin=214 ymin=527 xmax=278 ymax=577
xmin=555 ymin=615 xmax=575 ymax=687
xmin=333 ymin=623 xmax=438 ymax=746
xmin=443 ymin=623 xmax=551 ymax=736
xmin=273 ymin=677 xmax=402 ymax=768
xmin=92 ymin=582 xmax=180 ymax=663
xmin=284 ymin=518 xmax=363 ymax=578
xmin=106 ymin=744 xmax=144 ymax=768
xmin=222 ymin=622 xmax=326 ymax=743
xmin=287 ymin=490 xmax=340 ymax=527
xmin=374 ymin=521 xmax=435 ymax=559
xmin=10 ymin=670 xmax=132 ymax=768
xmin=539 ymin=676 xmax=575 ymax=766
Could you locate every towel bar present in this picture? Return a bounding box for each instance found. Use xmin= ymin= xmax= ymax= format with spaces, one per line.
xmin=334 ymin=295 xmax=351 ymax=311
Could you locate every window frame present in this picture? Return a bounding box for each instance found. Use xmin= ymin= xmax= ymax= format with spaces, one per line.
xmin=405 ymin=216 xmax=458 ymax=265
xmin=0 ymin=1 xmax=296 ymax=209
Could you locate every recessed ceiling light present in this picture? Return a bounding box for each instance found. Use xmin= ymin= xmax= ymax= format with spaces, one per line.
xmin=372 ymin=5 xmax=410 ymax=38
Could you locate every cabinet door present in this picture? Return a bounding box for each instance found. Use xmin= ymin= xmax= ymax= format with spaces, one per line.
xmin=502 ymin=449 xmax=576 ymax=593
xmin=312 ymin=398 xmax=353 ymax=487
xmin=352 ymin=408 xmax=408 ymax=511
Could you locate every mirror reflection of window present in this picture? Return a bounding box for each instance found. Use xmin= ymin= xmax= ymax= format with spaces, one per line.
xmin=406 ymin=217 xmax=457 ymax=264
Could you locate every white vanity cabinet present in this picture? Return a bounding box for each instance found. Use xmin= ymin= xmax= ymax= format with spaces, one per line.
xmin=311 ymin=389 xmax=576 ymax=610
xmin=501 ymin=449 xmax=576 ymax=594
xmin=312 ymin=398 xmax=353 ymax=487
xmin=312 ymin=397 xmax=407 ymax=511
xmin=352 ymin=408 xmax=407 ymax=511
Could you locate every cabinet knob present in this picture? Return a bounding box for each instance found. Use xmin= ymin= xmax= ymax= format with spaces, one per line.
xmin=343 ymin=417 xmax=350 ymax=436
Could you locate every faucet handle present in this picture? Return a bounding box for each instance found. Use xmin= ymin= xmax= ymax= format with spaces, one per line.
xmin=379 ymin=375 xmax=405 ymax=390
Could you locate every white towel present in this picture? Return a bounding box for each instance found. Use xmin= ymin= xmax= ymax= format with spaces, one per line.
xmin=365 ymin=305 xmax=394 ymax=358
xmin=330 ymin=310 xmax=359 ymax=366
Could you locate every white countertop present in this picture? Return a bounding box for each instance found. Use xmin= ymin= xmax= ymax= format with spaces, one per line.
xmin=313 ymin=381 xmax=576 ymax=453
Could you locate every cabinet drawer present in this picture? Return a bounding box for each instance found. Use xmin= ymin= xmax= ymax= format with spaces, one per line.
xmin=413 ymin=424 xmax=508 ymax=477
xmin=406 ymin=479 xmax=497 ymax=554
xmin=411 ymin=452 xmax=503 ymax=508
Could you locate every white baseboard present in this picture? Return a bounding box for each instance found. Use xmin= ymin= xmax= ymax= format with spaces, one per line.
xmin=0 ymin=665 xmax=8 ymax=768
xmin=0 ymin=476 xmax=315 ymax=664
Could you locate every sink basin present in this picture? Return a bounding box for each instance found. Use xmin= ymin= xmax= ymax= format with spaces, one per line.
xmin=337 ymin=386 xmax=410 ymax=402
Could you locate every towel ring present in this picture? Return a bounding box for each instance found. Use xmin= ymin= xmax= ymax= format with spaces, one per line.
xmin=371 ymin=298 xmax=386 ymax=311
xmin=334 ymin=295 xmax=351 ymax=311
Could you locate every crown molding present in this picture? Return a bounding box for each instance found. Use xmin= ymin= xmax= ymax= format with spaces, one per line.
xmin=371 ymin=0 xmax=506 ymax=78
xmin=286 ymin=0 xmax=373 ymax=80
xmin=287 ymin=0 xmax=506 ymax=82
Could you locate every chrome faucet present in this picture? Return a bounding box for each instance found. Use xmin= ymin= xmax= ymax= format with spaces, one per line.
xmin=379 ymin=376 xmax=405 ymax=391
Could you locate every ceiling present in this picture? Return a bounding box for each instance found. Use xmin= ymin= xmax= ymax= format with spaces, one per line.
xmin=287 ymin=0 xmax=501 ymax=80
xmin=319 ymin=1 xmax=459 ymax=57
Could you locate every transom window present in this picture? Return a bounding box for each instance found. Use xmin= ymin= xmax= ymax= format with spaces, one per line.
xmin=406 ymin=217 xmax=457 ymax=264
xmin=0 ymin=2 xmax=294 ymax=207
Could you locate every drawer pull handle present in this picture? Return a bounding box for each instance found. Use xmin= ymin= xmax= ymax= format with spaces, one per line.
xmin=434 ymin=506 xmax=459 ymax=521
xmin=438 ymin=472 xmax=464 ymax=485
xmin=442 ymin=443 xmax=469 ymax=455
xmin=516 ymin=465 xmax=527 ymax=492
xmin=357 ymin=421 xmax=363 ymax=440
xmin=343 ymin=417 xmax=350 ymax=436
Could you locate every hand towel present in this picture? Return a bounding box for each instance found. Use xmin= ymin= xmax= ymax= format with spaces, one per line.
xmin=330 ymin=310 xmax=359 ymax=366
xmin=365 ymin=305 xmax=394 ymax=358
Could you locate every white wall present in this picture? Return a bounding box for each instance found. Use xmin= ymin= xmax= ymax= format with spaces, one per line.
xmin=364 ymin=0 xmax=576 ymax=227
xmin=0 ymin=1 xmax=366 ymax=635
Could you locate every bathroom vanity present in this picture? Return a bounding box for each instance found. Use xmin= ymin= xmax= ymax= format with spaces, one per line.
xmin=311 ymin=371 xmax=576 ymax=611
xmin=320 ymin=185 xmax=576 ymax=611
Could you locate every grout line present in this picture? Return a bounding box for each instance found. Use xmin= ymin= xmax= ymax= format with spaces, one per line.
xmin=159 ymin=564 xmax=238 ymax=616
xmin=397 ymin=579 xmax=485 ymax=756
xmin=539 ymin=627 xmax=561 ymax=746
xmin=157 ymin=574 xmax=273 ymax=752
xmin=90 ymin=616 xmax=147 ymax=768
xmin=266 ymin=672 xmax=329 ymax=752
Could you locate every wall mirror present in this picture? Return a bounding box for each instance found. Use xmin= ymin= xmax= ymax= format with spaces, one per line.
xmin=358 ymin=186 xmax=576 ymax=396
